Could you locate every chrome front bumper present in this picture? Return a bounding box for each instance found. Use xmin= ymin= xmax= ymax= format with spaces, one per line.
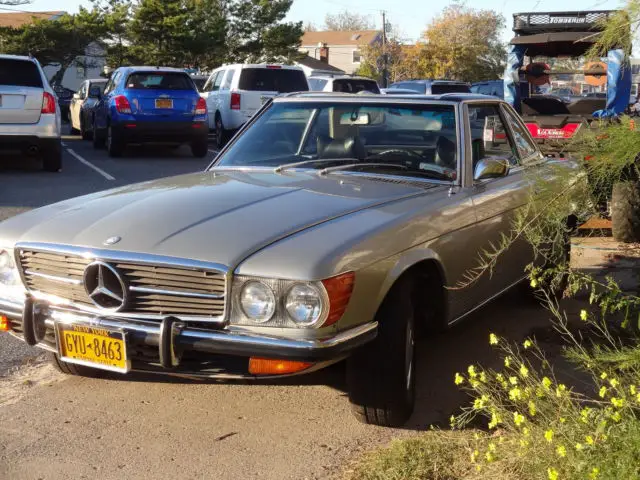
xmin=1 ymin=297 xmax=377 ymax=367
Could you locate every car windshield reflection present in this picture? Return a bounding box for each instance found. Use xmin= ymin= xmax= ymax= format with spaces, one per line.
xmin=211 ymin=102 xmax=459 ymax=181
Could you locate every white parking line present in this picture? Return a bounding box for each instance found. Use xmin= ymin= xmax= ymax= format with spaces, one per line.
xmin=66 ymin=149 xmax=115 ymax=181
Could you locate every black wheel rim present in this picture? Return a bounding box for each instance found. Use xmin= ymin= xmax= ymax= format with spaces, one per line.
xmin=405 ymin=317 xmax=415 ymax=394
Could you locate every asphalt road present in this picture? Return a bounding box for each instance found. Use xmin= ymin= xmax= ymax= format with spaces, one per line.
xmin=0 ymin=135 xmax=562 ymax=479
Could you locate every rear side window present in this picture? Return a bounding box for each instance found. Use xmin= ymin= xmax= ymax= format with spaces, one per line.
xmin=333 ymin=79 xmax=380 ymax=94
xmin=0 ymin=59 xmax=42 ymax=88
xmin=125 ymin=72 xmax=194 ymax=90
xmin=308 ymin=78 xmax=328 ymax=91
xmin=238 ymin=68 xmax=308 ymax=93
xmin=431 ymin=84 xmax=470 ymax=94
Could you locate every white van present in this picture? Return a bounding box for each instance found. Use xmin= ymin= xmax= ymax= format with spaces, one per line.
xmin=201 ymin=64 xmax=309 ymax=147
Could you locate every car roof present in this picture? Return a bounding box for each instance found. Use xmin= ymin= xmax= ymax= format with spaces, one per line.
xmin=216 ymin=63 xmax=304 ymax=70
xmin=0 ymin=54 xmax=37 ymax=62
xmin=119 ymin=66 xmax=188 ymax=73
xmin=310 ymin=75 xmax=377 ymax=81
xmin=88 ymin=78 xmax=108 ymax=83
xmin=276 ymin=92 xmax=501 ymax=104
xmin=392 ymin=79 xmax=469 ymax=85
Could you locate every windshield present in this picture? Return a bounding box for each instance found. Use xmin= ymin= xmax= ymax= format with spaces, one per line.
xmin=431 ymin=84 xmax=470 ymax=94
xmin=212 ymin=102 xmax=458 ymax=180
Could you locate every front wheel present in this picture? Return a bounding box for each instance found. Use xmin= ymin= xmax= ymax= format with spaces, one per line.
xmin=42 ymin=142 xmax=62 ymax=172
xmin=347 ymin=276 xmax=416 ymax=427
xmin=48 ymin=352 xmax=104 ymax=378
xmin=611 ymin=180 xmax=640 ymax=243
xmin=80 ymin=116 xmax=92 ymax=141
xmin=191 ymin=139 xmax=209 ymax=158
xmin=215 ymin=115 xmax=229 ymax=149
xmin=93 ymin=120 xmax=105 ymax=149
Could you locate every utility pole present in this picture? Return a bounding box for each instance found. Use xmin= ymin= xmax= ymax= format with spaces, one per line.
xmin=381 ymin=10 xmax=388 ymax=88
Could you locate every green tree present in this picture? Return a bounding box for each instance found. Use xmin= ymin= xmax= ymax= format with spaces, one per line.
xmin=0 ymin=8 xmax=107 ymax=85
xmin=225 ymin=0 xmax=304 ymax=63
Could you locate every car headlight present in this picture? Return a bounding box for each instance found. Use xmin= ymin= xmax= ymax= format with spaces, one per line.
xmin=239 ymin=281 xmax=276 ymax=323
xmin=0 ymin=249 xmax=21 ymax=286
xmin=285 ymin=283 xmax=323 ymax=326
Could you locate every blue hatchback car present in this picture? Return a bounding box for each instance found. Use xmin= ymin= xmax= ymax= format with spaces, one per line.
xmin=92 ymin=66 xmax=209 ymax=158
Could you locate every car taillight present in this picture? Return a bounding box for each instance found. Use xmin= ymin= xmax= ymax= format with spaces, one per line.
xmin=195 ymin=97 xmax=207 ymax=115
xmin=230 ymin=92 xmax=241 ymax=110
xmin=114 ymin=95 xmax=132 ymax=114
xmin=266 ymin=65 xmax=282 ymax=69
xmin=41 ymin=92 xmax=56 ymax=114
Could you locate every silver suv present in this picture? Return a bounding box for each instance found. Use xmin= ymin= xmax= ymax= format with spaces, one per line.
xmin=0 ymin=55 xmax=62 ymax=172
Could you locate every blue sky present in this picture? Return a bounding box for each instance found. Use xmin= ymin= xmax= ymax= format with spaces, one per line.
xmin=12 ymin=0 xmax=627 ymax=43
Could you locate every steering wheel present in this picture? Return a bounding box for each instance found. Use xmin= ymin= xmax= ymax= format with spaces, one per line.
xmin=367 ymin=149 xmax=456 ymax=180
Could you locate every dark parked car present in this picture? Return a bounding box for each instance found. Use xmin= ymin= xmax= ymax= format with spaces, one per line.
xmin=52 ymin=84 xmax=74 ymax=122
xmin=70 ymin=79 xmax=108 ymax=140
xmin=93 ymin=66 xmax=209 ymax=157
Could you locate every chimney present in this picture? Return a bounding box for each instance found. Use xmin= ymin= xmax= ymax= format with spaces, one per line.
xmin=317 ymin=42 xmax=329 ymax=64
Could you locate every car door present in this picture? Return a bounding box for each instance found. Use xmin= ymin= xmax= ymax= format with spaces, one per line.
xmin=205 ymin=70 xmax=224 ymax=125
xmin=464 ymin=102 xmax=533 ymax=302
xmin=69 ymin=82 xmax=85 ymax=130
xmin=218 ymin=68 xmax=235 ymax=125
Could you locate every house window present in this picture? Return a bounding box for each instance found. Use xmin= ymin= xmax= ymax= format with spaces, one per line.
xmin=352 ymin=50 xmax=361 ymax=64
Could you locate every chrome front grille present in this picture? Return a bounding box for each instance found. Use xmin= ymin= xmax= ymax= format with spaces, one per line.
xmin=17 ymin=246 xmax=227 ymax=321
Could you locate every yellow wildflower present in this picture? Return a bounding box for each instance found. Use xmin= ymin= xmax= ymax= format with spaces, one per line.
xmin=454 ymin=373 xmax=464 ymax=385
xmin=611 ymin=411 xmax=622 ymax=422
xmin=556 ymin=384 xmax=567 ymax=397
xmin=556 ymin=445 xmax=567 ymax=458
xmin=599 ymin=386 xmax=608 ymax=398
xmin=580 ymin=309 xmax=588 ymax=321
xmin=488 ymin=442 xmax=496 ymax=452
xmin=479 ymin=371 xmax=487 ymax=383
xmin=523 ymin=339 xmax=533 ymax=349
xmin=467 ymin=365 xmax=477 ymax=378
xmin=548 ymin=467 xmax=559 ymax=480
xmin=611 ymin=397 xmax=625 ymax=408
xmin=504 ymin=356 xmax=512 ymax=368
xmin=542 ymin=377 xmax=552 ymax=390
xmin=585 ymin=435 xmax=594 ymax=445
xmin=470 ymin=449 xmax=479 ymax=462
xmin=470 ymin=379 xmax=480 ymax=389
xmin=600 ymin=372 xmax=607 ymax=380
xmin=630 ymin=385 xmax=636 ymax=395
xmin=514 ymin=411 xmax=525 ymax=426
xmin=520 ymin=364 xmax=529 ymax=378
xmin=636 ymin=393 xmax=640 ymax=403
xmin=609 ymin=378 xmax=619 ymax=388
xmin=473 ymin=396 xmax=487 ymax=410
xmin=485 ymin=451 xmax=494 ymax=462
xmin=489 ymin=333 xmax=499 ymax=345
xmin=519 ymin=439 xmax=529 ymax=448
xmin=560 ymin=417 xmax=566 ymax=424
xmin=580 ymin=407 xmax=591 ymax=423
xmin=523 ymin=427 xmax=530 ymax=437
xmin=509 ymin=387 xmax=522 ymax=401
xmin=488 ymin=411 xmax=501 ymax=429
xmin=545 ymin=429 xmax=554 ymax=443
xmin=589 ymin=467 xmax=600 ymax=480
xmin=509 ymin=376 xmax=518 ymax=385
xmin=528 ymin=401 xmax=536 ymax=417
xmin=450 ymin=415 xmax=456 ymax=427
xmin=530 ymin=278 xmax=538 ymax=288
xmin=575 ymin=443 xmax=584 ymax=451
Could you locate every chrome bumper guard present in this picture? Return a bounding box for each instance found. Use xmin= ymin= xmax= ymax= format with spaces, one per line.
xmin=6 ymin=296 xmax=377 ymax=366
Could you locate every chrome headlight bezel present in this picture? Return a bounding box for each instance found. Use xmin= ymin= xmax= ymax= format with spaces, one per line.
xmin=231 ymin=276 xmax=330 ymax=329
xmin=0 ymin=247 xmax=26 ymax=302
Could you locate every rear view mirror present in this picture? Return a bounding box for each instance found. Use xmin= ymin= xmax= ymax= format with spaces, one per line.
xmin=474 ymin=157 xmax=510 ymax=181
xmin=340 ymin=112 xmax=370 ymax=125
xmin=88 ymin=86 xmax=102 ymax=99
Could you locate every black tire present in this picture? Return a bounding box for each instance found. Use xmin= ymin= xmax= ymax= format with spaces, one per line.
xmin=106 ymin=125 xmax=125 ymax=158
xmin=611 ymin=181 xmax=640 ymax=243
xmin=80 ymin=116 xmax=92 ymax=141
xmin=347 ymin=275 xmax=416 ymax=427
xmin=70 ymin=126 xmax=80 ymax=135
xmin=215 ymin=114 xmax=229 ymax=149
xmin=42 ymin=142 xmax=62 ymax=172
xmin=191 ymin=139 xmax=208 ymax=158
xmin=93 ymin=119 xmax=105 ymax=149
xmin=48 ymin=352 xmax=104 ymax=378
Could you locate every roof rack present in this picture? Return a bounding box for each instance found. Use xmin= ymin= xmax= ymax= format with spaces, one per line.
xmin=512 ymin=10 xmax=615 ymax=35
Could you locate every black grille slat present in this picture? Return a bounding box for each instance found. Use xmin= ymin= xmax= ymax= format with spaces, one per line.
xmin=19 ymin=249 xmax=226 ymax=319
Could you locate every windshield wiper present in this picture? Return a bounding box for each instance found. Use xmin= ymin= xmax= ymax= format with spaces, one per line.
xmin=318 ymin=163 xmax=408 ymax=176
xmin=274 ymin=158 xmax=360 ymax=173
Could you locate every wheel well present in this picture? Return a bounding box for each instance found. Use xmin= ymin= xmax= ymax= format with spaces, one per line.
xmin=396 ymin=260 xmax=447 ymax=335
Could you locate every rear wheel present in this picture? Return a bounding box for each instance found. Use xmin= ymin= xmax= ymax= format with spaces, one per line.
xmin=347 ymin=275 xmax=416 ymax=427
xmin=215 ymin=114 xmax=229 ymax=149
xmin=80 ymin=115 xmax=92 ymax=141
xmin=611 ymin=180 xmax=640 ymax=243
xmin=48 ymin=352 xmax=104 ymax=378
xmin=42 ymin=142 xmax=62 ymax=172
xmin=106 ymin=125 xmax=125 ymax=158
xmin=191 ymin=139 xmax=208 ymax=158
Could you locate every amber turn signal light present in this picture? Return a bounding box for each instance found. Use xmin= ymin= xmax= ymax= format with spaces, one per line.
xmin=321 ymin=272 xmax=355 ymax=328
xmin=248 ymin=357 xmax=313 ymax=376
xmin=0 ymin=315 xmax=10 ymax=332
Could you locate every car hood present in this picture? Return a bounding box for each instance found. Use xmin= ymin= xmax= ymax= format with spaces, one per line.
xmin=1 ymin=169 xmax=433 ymax=269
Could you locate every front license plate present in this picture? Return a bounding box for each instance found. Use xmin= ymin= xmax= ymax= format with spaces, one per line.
xmin=56 ymin=323 xmax=129 ymax=373
xmin=155 ymin=98 xmax=173 ymax=109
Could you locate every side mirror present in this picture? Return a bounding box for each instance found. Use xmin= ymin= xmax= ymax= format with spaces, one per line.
xmin=474 ymin=157 xmax=510 ymax=181
xmin=88 ymin=86 xmax=101 ymax=99
xmin=73 ymin=93 xmax=81 ymax=100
